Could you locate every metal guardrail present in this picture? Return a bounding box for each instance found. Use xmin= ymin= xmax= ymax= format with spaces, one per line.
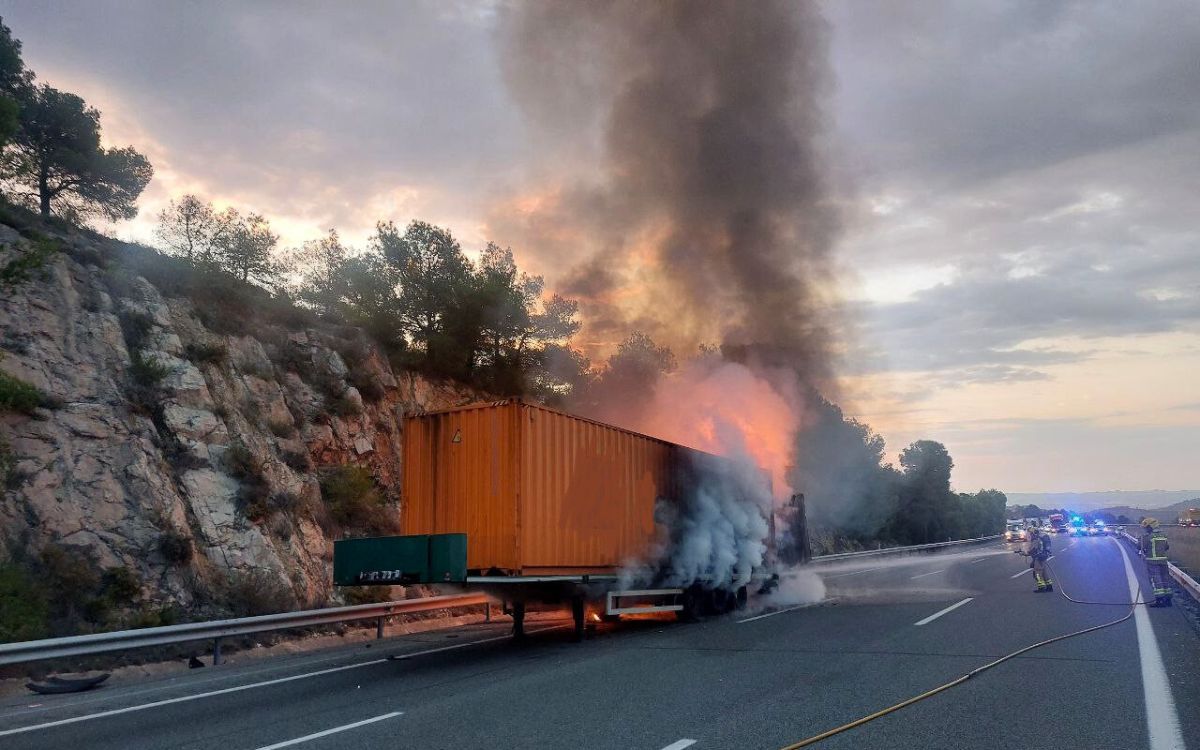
xmin=808 ymin=534 xmax=1002 ymax=563
xmin=1119 ymin=529 xmax=1200 ymax=603
xmin=0 ymin=593 xmax=489 ymax=667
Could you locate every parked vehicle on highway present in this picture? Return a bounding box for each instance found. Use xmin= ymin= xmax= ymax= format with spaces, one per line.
xmin=1049 ymin=513 xmax=1068 ymax=533
xmin=333 ymin=400 xmax=770 ymax=640
xmin=1004 ymin=522 xmax=1027 ymax=543
xmin=1178 ymin=508 xmax=1200 ymax=527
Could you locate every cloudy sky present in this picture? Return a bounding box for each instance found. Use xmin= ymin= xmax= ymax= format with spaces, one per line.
xmin=2 ymin=1 xmax=1196 ymax=493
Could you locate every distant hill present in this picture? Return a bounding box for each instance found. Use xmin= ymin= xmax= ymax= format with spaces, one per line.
xmin=1006 ymin=490 xmax=1200 ymax=513
xmin=1092 ymin=498 xmax=1200 ymax=522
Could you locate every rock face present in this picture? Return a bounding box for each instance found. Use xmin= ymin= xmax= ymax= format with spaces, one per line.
xmin=0 ymin=223 xmax=480 ymax=612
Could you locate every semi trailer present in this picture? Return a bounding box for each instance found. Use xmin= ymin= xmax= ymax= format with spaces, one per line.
xmin=333 ymin=400 xmax=782 ymax=640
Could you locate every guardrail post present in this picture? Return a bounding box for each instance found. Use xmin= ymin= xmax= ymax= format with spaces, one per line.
xmin=376 ymin=616 xmax=385 ymax=640
xmin=485 ymin=602 xmax=491 ymax=622
xmin=212 ymin=637 xmax=223 ymax=666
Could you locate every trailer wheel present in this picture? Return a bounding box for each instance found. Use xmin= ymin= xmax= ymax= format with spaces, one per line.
xmin=708 ymin=588 xmax=738 ymax=615
xmin=677 ymin=587 xmax=703 ymax=622
xmin=571 ymin=596 xmax=586 ymax=642
xmin=511 ymin=601 xmax=526 ymax=639
xmin=735 ymin=585 xmax=749 ymax=610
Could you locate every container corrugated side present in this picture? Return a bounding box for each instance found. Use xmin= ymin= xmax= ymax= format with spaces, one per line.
xmin=517 ymin=403 xmax=674 ymax=573
xmin=401 ymin=403 xmax=521 ymax=571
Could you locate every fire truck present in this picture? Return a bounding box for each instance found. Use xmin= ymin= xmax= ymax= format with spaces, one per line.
xmin=1048 ymin=513 xmax=1068 ymax=533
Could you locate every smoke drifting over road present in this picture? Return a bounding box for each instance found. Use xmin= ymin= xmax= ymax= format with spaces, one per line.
xmin=498 ymin=1 xmax=840 ymax=376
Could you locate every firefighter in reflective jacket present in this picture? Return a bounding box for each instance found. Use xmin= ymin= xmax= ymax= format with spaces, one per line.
xmin=1015 ymin=523 xmax=1053 ymax=592
xmin=1140 ymin=518 xmax=1172 ymax=606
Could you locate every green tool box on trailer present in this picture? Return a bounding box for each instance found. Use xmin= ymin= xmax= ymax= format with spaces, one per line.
xmin=334 ymin=533 xmax=467 ymax=585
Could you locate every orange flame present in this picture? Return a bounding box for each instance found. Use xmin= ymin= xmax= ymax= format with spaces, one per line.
xmin=618 ymin=358 xmax=802 ymax=502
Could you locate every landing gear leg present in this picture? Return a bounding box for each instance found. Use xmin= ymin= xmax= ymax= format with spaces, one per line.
xmin=511 ymin=601 xmax=526 ymax=639
xmin=571 ymin=596 xmax=585 ymax=642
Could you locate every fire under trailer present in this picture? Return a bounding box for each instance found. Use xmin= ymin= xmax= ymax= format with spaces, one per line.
xmin=333 ymin=400 xmax=773 ymax=641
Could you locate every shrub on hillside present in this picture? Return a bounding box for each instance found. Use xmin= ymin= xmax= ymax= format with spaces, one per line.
xmin=268 ymin=416 xmax=297 ymax=438
xmin=0 ymin=563 xmax=49 ymax=641
xmin=280 ymin=445 xmax=311 ymax=472
xmin=184 ymin=340 xmax=228 ymax=365
xmin=327 ymin=391 xmax=363 ymax=418
xmin=223 ymin=440 xmax=259 ymax=479
xmin=157 ymin=530 xmax=194 ymax=565
xmin=118 ymin=309 xmax=155 ymax=352
xmin=126 ymin=351 xmax=169 ymax=414
xmin=0 ymin=370 xmax=46 ymax=414
xmin=221 ymin=569 xmax=295 ymax=618
xmin=342 ymin=585 xmax=396 ymax=606
xmin=318 ymin=466 xmax=398 ymax=535
xmin=0 ymin=437 xmax=26 ymax=489
xmin=348 ymin=367 xmax=386 ymax=401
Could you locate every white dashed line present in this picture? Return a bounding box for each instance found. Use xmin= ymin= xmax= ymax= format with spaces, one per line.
xmin=1010 ymin=568 xmax=1033 ymax=578
xmin=0 ymin=627 xmax=564 ymax=738
xmin=253 ymin=712 xmax=403 ymax=749
xmin=914 ymin=598 xmax=974 ymax=626
xmin=825 ymin=566 xmax=885 ymax=579
xmin=737 ymin=603 xmax=813 ymax=623
xmin=659 ymin=740 xmax=697 ymax=750
xmin=910 ymin=569 xmax=944 ymax=580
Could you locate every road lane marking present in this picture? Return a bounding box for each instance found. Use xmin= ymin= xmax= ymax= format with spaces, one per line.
xmin=1114 ymin=540 xmax=1185 ymax=750
xmin=254 ymin=711 xmax=402 ymax=749
xmin=910 ymin=569 xmax=944 ymax=579
xmin=737 ymin=604 xmax=812 ymax=623
xmin=0 ymin=626 xmax=563 ymax=738
xmin=825 ymin=566 xmax=884 ymax=579
xmin=914 ymin=598 xmax=973 ymax=626
xmin=0 ymin=623 xmax=522 ymax=723
xmin=970 ymin=557 xmax=989 ymax=564
xmin=659 ymin=740 xmax=697 ymax=750
xmin=1010 ymin=568 xmax=1033 ymax=578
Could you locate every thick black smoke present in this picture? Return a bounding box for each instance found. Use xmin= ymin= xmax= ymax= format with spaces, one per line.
xmin=498 ymin=1 xmax=839 ymax=382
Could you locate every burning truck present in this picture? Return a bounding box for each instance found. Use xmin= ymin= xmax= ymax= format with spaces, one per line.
xmin=333 ymin=399 xmax=791 ymax=640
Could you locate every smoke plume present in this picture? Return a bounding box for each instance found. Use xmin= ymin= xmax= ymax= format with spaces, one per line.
xmin=499 ymin=2 xmax=841 ymax=589
xmin=497 ymin=1 xmax=839 ymax=374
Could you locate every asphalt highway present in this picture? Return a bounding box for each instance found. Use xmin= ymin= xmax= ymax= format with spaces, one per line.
xmin=1 ymin=534 xmax=1195 ymax=749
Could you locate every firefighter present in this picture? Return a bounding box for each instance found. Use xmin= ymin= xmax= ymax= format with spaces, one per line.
xmin=1140 ymin=518 xmax=1172 ymax=606
xmin=1015 ymin=523 xmax=1053 ymax=592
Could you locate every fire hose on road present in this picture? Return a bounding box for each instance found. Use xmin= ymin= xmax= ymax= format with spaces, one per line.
xmin=777 ymin=558 xmax=1147 ymax=748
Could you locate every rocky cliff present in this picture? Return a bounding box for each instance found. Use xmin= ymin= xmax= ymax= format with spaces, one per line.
xmin=0 ymin=220 xmax=479 ymax=625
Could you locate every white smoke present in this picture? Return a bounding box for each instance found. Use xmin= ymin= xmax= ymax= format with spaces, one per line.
xmin=657 ymin=424 xmax=772 ymax=589
xmin=762 ymin=569 xmax=827 ymax=609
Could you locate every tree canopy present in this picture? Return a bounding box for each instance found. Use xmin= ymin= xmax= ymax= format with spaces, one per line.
xmin=0 ymin=21 xmax=151 ymax=220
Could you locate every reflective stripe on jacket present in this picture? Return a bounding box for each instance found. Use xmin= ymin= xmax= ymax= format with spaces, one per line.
xmin=1147 ymin=532 xmax=1169 ymax=562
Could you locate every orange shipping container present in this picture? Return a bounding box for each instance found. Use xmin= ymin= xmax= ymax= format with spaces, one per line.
xmin=401 ymin=400 xmax=701 ymax=576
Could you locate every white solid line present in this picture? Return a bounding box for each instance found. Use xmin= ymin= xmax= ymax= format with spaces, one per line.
xmin=910 ymin=569 xmax=945 ymax=579
xmin=825 ymin=566 xmax=884 ymax=579
xmin=914 ymin=598 xmax=974 ymax=626
xmin=1114 ymin=540 xmax=1185 ymax=750
xmin=659 ymin=740 xmax=698 ymax=750
xmin=1010 ymin=568 xmax=1033 ymax=579
xmin=254 ymin=711 xmax=402 ymax=749
xmin=0 ymin=627 xmax=562 ymax=738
